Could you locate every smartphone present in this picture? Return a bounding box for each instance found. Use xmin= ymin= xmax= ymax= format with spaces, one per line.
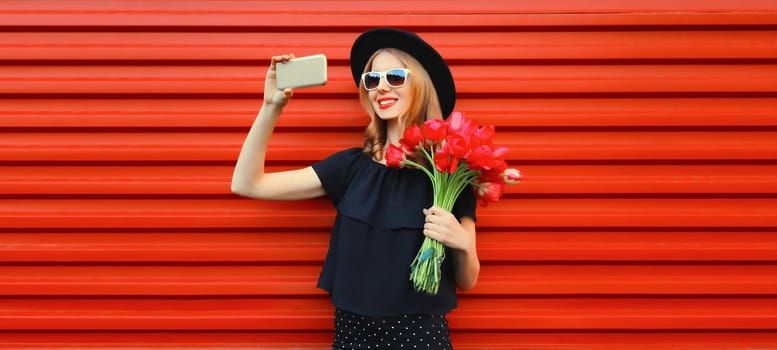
xmin=276 ymin=54 xmax=328 ymax=89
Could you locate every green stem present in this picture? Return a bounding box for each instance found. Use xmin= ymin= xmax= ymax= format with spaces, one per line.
xmin=402 ymin=159 xmax=434 ymax=180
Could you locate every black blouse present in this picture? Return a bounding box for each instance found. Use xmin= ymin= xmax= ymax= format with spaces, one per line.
xmin=312 ymin=147 xmax=477 ymax=317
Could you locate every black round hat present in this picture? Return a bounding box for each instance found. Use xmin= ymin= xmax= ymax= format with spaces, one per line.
xmin=350 ymin=27 xmax=456 ymax=118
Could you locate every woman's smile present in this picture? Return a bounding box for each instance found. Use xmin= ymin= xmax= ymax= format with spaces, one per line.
xmin=377 ymin=96 xmax=398 ymax=109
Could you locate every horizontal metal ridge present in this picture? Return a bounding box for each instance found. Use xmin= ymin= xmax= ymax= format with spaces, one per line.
xmin=0 ymin=231 xmax=775 ymax=262
xmin=1 ymin=65 xmax=775 ymax=94
xmin=1 ymin=31 xmax=775 ymax=60
xmin=1 ymin=198 xmax=776 ymax=228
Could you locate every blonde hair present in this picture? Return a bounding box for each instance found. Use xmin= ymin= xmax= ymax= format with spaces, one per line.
xmin=359 ymin=48 xmax=442 ymax=161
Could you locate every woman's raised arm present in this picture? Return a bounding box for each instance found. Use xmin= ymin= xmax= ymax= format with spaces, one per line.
xmin=230 ymin=54 xmax=325 ymax=201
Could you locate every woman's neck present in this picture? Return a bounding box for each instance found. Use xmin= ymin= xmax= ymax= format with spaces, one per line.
xmin=385 ymin=118 xmax=401 ymax=146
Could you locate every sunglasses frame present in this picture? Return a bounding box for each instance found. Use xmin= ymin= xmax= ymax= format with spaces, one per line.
xmin=361 ymin=68 xmax=411 ymax=91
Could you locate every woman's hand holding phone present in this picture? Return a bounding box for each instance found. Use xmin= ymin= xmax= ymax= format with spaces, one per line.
xmin=265 ymin=54 xmax=295 ymax=107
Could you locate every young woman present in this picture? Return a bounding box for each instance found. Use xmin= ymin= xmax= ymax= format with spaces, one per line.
xmin=231 ymin=27 xmax=479 ymax=350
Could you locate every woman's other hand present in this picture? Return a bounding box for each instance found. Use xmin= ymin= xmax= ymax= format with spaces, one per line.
xmin=422 ymin=206 xmax=475 ymax=254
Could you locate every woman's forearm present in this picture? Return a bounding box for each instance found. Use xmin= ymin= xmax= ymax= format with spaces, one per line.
xmin=454 ymin=242 xmax=480 ymax=291
xmin=230 ymin=102 xmax=283 ymax=196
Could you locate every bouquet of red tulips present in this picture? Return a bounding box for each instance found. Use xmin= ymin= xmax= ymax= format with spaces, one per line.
xmin=385 ymin=111 xmax=522 ymax=295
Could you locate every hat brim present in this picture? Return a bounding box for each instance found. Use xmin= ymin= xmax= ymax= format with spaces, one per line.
xmin=350 ymin=28 xmax=455 ymax=119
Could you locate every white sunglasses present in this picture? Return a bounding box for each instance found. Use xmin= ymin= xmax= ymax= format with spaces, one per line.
xmin=361 ymin=68 xmax=411 ymax=91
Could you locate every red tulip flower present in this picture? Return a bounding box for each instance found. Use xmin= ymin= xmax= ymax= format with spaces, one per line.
xmin=384 ymin=144 xmax=406 ymax=168
xmin=400 ymin=124 xmax=424 ymax=151
xmin=444 ymin=134 xmax=470 ymax=159
xmin=448 ymin=111 xmax=475 ymax=137
xmin=433 ymin=149 xmax=459 ymax=174
xmin=503 ymin=168 xmax=522 ymax=184
xmin=471 ymin=124 xmax=495 ymax=147
xmin=476 ymin=181 xmax=505 ymax=206
xmin=422 ymin=119 xmax=447 ymax=143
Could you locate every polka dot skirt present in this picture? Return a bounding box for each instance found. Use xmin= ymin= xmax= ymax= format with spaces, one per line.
xmin=332 ymin=308 xmax=453 ymax=350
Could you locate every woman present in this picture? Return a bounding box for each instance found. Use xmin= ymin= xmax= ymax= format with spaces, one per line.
xmin=231 ymin=27 xmax=479 ymax=350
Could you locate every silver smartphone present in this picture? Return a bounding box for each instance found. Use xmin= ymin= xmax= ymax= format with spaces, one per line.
xmin=276 ymin=54 xmax=328 ymax=89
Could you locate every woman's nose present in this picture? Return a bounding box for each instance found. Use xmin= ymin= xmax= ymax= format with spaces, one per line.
xmin=376 ymin=76 xmax=391 ymax=92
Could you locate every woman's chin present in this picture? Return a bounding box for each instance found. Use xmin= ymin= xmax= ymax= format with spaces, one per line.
xmin=376 ymin=113 xmax=400 ymax=121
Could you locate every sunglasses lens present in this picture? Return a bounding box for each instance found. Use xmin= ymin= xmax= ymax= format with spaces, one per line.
xmin=386 ymin=70 xmax=407 ymax=87
xmin=363 ymin=73 xmax=381 ymax=90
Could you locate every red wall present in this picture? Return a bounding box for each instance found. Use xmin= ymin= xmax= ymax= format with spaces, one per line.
xmin=1 ymin=1 xmax=776 ymax=349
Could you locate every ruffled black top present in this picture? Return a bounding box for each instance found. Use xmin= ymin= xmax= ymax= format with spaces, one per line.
xmin=312 ymin=147 xmax=477 ymax=317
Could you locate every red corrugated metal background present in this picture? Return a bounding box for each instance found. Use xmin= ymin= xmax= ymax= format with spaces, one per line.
xmin=1 ymin=1 xmax=776 ymax=349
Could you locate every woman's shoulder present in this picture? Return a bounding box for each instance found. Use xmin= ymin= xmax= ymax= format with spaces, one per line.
xmin=325 ymin=147 xmax=367 ymax=163
xmin=315 ymin=147 xmax=365 ymax=169
xmin=311 ymin=147 xmax=372 ymax=205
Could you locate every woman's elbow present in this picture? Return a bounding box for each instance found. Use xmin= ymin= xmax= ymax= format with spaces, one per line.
xmin=457 ymin=269 xmax=480 ymax=291
xmin=457 ymin=278 xmax=477 ymax=292
xmin=230 ymin=181 xmax=253 ymax=198
xmin=231 ymin=181 xmax=277 ymax=200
